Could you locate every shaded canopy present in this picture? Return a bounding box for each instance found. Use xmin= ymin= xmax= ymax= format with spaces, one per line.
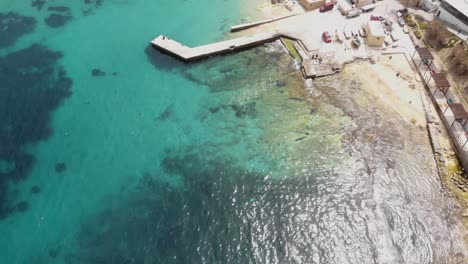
xmin=415 ymin=47 xmax=434 ymax=60
xmin=449 ymin=103 xmax=468 ymax=120
xmin=431 ymin=72 xmax=450 ymax=88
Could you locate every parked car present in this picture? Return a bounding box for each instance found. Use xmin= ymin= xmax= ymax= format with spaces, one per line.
xmin=346 ymin=10 xmax=360 ymax=18
xmin=319 ymin=2 xmax=334 ymax=12
xmin=322 ymin=31 xmax=332 ymax=43
xmin=398 ymin=18 xmax=406 ymax=26
xmin=361 ymin=4 xmax=376 ymax=13
xmin=370 ymin=15 xmax=384 ymax=21
xmin=391 ymin=32 xmax=400 ymax=41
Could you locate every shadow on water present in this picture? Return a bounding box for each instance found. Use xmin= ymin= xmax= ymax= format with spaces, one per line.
xmin=0 ymin=45 xmax=72 ymax=219
xmin=144 ymin=45 xmax=187 ymax=72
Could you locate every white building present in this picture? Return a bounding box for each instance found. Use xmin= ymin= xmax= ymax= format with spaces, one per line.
xmin=363 ymin=21 xmax=386 ymax=46
xmin=348 ymin=0 xmax=373 ymax=8
xmin=299 ymin=0 xmax=326 ymax=10
xmin=436 ymin=0 xmax=468 ymax=33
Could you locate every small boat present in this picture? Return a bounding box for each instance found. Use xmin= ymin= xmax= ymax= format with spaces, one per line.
xmin=359 ymin=28 xmax=366 ymax=37
xmin=361 ymin=4 xmax=376 ymax=13
xmin=335 ymin=31 xmax=344 ymax=42
xmin=343 ymin=28 xmax=352 ymax=39
xmin=352 ymin=36 xmax=361 ymax=47
xmin=403 ymin=25 xmax=409 ymax=34
xmin=346 ymin=9 xmax=361 ymax=18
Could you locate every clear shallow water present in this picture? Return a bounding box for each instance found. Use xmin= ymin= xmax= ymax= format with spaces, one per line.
xmin=0 ymin=1 xmax=465 ymax=263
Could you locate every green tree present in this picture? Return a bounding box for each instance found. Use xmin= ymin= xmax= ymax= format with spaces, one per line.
xmin=424 ymin=20 xmax=451 ymax=49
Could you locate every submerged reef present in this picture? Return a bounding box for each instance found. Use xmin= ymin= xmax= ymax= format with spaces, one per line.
xmin=82 ymin=0 xmax=105 ymax=16
xmin=0 ymin=45 xmax=72 ymax=219
xmin=91 ymin=68 xmax=106 ymax=77
xmin=47 ymin=6 xmax=71 ymax=12
xmin=0 ymin=12 xmax=36 ymax=48
xmin=45 ymin=13 xmax=73 ymax=28
xmin=230 ymin=101 xmax=257 ymax=118
xmin=55 ymin=162 xmax=67 ymax=173
xmin=31 ymin=0 xmax=46 ymax=11
xmin=156 ymin=105 xmax=173 ymax=121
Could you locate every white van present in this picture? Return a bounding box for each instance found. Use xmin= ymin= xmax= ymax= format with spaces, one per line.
xmin=361 ymin=4 xmax=376 ymax=13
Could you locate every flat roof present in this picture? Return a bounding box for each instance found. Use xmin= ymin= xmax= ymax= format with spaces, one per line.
xmin=415 ymin=47 xmax=434 ymax=60
xmin=444 ymin=0 xmax=468 ymax=16
xmin=368 ymin=21 xmax=385 ymax=37
xmin=431 ymin=72 xmax=451 ymax=87
xmin=449 ymin=103 xmax=468 ymax=120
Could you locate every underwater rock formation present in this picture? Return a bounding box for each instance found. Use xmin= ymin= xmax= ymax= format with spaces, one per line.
xmin=0 ymin=12 xmax=36 ymax=48
xmin=0 ymin=44 xmax=72 ymax=219
xmin=45 ymin=13 xmax=73 ymax=28
xmin=55 ymin=162 xmax=67 ymax=173
xmin=91 ymin=68 xmax=106 ymax=77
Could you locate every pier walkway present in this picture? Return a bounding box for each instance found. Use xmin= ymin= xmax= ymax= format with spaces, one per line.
xmin=230 ymin=13 xmax=298 ymax=32
xmin=150 ymin=31 xmax=321 ymax=62
xmin=151 ymin=33 xmax=283 ymax=62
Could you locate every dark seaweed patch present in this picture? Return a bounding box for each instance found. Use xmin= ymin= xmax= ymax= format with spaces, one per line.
xmin=0 ymin=44 xmax=72 ymax=219
xmin=45 ymin=13 xmax=72 ymax=28
xmin=275 ymin=80 xmax=286 ymax=87
xmin=16 ymin=201 xmax=29 ymax=212
xmin=31 ymin=0 xmax=46 ymax=11
xmin=31 ymin=185 xmax=41 ymax=194
xmin=91 ymin=68 xmax=106 ymax=77
xmin=48 ymin=246 xmax=61 ymax=258
xmin=0 ymin=12 xmax=36 ymax=48
xmin=230 ymin=102 xmax=257 ymax=118
xmin=55 ymin=162 xmax=67 ymax=173
xmin=82 ymin=0 xmax=104 ymax=16
xmin=84 ymin=0 xmax=104 ymax=7
xmin=209 ymin=106 xmax=220 ymax=113
xmin=157 ymin=105 xmax=173 ymax=121
xmin=47 ymin=6 xmax=70 ymax=12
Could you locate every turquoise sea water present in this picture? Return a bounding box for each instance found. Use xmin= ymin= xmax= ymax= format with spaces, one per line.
xmin=0 ymin=0 xmax=466 ymax=263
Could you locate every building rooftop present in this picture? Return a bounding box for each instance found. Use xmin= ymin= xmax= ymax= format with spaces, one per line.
xmin=368 ymin=21 xmax=385 ymax=37
xmin=444 ymin=0 xmax=468 ymax=16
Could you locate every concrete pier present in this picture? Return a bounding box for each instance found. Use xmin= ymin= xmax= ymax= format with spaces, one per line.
xmin=230 ymin=14 xmax=298 ymax=32
xmin=151 ymin=33 xmax=282 ymax=62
